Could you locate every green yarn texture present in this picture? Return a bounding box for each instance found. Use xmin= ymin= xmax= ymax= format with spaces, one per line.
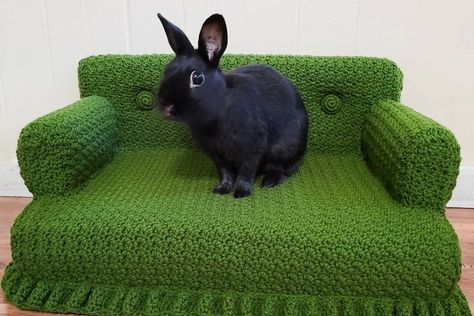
xmin=16 ymin=96 xmax=119 ymax=196
xmin=3 ymin=54 xmax=469 ymax=315
xmin=362 ymin=100 xmax=461 ymax=209
xmin=78 ymin=54 xmax=403 ymax=153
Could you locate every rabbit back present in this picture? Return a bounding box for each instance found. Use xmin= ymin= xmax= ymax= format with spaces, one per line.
xmin=225 ymin=65 xmax=308 ymax=173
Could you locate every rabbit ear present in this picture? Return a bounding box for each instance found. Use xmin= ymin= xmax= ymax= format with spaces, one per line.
xmin=198 ymin=14 xmax=227 ymax=68
xmin=157 ymin=13 xmax=194 ymax=56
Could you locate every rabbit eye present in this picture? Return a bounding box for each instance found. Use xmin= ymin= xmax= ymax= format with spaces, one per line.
xmin=190 ymin=70 xmax=205 ymax=88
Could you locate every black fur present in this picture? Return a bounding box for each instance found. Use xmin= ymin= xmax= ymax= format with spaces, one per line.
xmin=156 ymin=13 xmax=308 ymax=198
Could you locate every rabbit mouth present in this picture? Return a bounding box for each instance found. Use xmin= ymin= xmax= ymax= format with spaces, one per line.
xmin=160 ymin=101 xmax=175 ymax=119
xmin=163 ymin=104 xmax=174 ymax=117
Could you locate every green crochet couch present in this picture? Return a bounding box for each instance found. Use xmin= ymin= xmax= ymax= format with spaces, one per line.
xmin=2 ymin=54 xmax=470 ymax=315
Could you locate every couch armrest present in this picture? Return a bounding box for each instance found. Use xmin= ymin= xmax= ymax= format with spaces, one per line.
xmin=17 ymin=96 xmax=119 ymax=197
xmin=361 ymin=100 xmax=460 ymax=209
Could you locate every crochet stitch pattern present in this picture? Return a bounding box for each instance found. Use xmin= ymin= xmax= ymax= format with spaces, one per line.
xmin=2 ymin=54 xmax=470 ymax=315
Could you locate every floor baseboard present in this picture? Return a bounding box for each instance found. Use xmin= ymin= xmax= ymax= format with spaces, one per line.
xmin=448 ymin=165 xmax=474 ymax=208
xmin=0 ymin=160 xmax=32 ymax=197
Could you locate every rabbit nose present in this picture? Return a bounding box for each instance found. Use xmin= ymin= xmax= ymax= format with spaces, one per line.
xmin=165 ymin=104 xmax=174 ymax=113
xmin=159 ymin=99 xmax=174 ymax=117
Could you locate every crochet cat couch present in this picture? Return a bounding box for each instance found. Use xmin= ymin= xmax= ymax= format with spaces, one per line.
xmin=2 ymin=55 xmax=471 ymax=315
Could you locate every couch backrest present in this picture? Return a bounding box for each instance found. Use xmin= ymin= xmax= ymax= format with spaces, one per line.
xmin=78 ymin=54 xmax=402 ymax=154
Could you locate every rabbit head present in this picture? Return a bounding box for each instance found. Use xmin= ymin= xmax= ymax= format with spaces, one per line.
xmin=156 ymin=13 xmax=228 ymax=125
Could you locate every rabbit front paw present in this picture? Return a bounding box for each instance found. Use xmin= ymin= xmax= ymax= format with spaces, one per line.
xmin=233 ymin=182 xmax=252 ymax=198
xmin=212 ymin=184 xmax=231 ymax=195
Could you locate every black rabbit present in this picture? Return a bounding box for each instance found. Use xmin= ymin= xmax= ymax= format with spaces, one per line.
xmin=156 ymin=13 xmax=308 ymax=198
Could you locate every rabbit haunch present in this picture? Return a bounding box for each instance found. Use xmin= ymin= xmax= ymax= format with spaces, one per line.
xmin=156 ymin=13 xmax=308 ymax=198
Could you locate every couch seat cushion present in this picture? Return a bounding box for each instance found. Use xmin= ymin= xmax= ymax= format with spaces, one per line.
xmin=11 ymin=149 xmax=459 ymax=300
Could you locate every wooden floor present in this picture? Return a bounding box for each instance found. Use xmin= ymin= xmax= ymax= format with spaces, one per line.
xmin=0 ymin=197 xmax=472 ymax=315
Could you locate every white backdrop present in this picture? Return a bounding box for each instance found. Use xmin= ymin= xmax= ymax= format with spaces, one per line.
xmin=0 ymin=0 xmax=473 ymax=203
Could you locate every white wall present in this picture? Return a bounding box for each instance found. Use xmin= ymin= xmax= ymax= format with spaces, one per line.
xmin=0 ymin=0 xmax=473 ymax=203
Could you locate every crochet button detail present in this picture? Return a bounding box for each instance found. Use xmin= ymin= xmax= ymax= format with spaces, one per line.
xmin=321 ymin=94 xmax=342 ymax=115
xmin=136 ymin=91 xmax=154 ymax=110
